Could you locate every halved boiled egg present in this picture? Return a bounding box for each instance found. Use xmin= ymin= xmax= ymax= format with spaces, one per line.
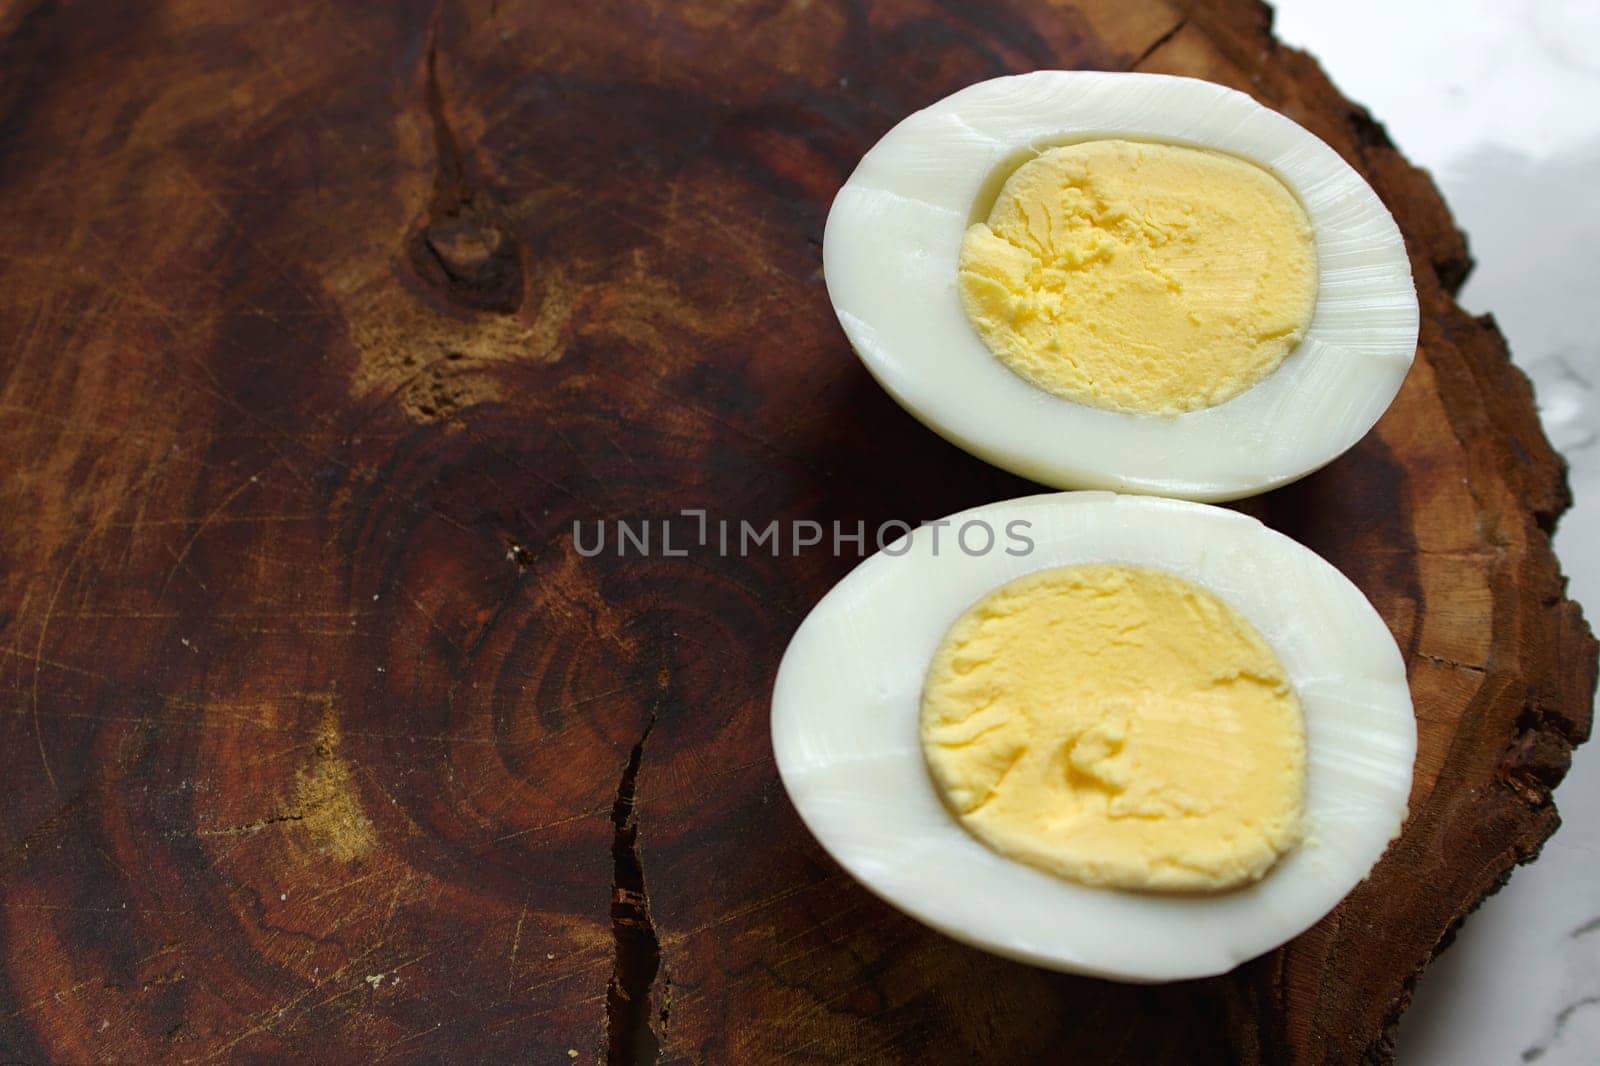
xmin=770 ymin=492 xmax=1414 ymax=981
xmin=823 ymin=72 xmax=1418 ymax=501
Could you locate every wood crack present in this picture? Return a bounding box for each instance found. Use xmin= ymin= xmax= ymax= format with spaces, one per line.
xmin=192 ymin=812 xmax=306 ymax=838
xmin=408 ymin=3 xmax=523 ymax=312
xmin=605 ymin=716 xmax=662 ymax=1065
xmin=1412 ymin=651 xmax=1488 ymax=674
xmin=1130 ymin=13 xmax=1188 ymax=69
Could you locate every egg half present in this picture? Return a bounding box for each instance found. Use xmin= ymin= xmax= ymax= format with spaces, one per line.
xmin=823 ymin=72 xmax=1419 ymax=501
xmin=770 ymin=492 xmax=1414 ymax=982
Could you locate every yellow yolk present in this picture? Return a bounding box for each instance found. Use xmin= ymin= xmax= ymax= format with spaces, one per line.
xmin=920 ymin=564 xmax=1306 ymax=893
xmin=957 ymin=140 xmax=1318 ymax=416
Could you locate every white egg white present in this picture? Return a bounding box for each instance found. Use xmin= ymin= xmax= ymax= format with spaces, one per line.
xmin=770 ymin=492 xmax=1414 ymax=982
xmin=823 ymin=72 xmax=1419 ymax=502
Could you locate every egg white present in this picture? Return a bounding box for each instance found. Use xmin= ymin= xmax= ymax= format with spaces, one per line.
xmin=823 ymin=72 xmax=1419 ymax=502
xmin=770 ymin=492 xmax=1414 ymax=982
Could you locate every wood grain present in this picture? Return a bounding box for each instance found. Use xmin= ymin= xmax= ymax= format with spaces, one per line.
xmin=0 ymin=0 xmax=1592 ymax=1062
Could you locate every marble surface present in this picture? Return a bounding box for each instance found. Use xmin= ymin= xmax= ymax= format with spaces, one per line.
xmin=1270 ymin=1 xmax=1600 ymax=1061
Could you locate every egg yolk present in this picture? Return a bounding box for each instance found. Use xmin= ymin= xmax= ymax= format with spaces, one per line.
xmin=920 ymin=564 xmax=1306 ymax=893
xmin=957 ymin=140 xmax=1318 ymax=416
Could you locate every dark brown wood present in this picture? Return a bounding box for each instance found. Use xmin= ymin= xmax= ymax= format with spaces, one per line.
xmin=0 ymin=0 xmax=1592 ymax=1062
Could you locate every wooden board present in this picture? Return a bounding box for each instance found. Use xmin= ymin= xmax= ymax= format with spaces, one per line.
xmin=0 ymin=0 xmax=1593 ymax=1062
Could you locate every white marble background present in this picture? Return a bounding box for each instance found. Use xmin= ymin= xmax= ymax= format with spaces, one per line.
xmin=1270 ymin=1 xmax=1600 ymax=1061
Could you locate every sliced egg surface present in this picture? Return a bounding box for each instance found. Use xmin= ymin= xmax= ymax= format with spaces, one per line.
xmin=823 ymin=72 xmax=1419 ymax=502
xmin=770 ymin=492 xmax=1415 ymax=982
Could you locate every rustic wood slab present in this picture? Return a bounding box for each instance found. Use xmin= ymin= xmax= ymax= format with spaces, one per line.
xmin=0 ymin=0 xmax=1593 ymax=1062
